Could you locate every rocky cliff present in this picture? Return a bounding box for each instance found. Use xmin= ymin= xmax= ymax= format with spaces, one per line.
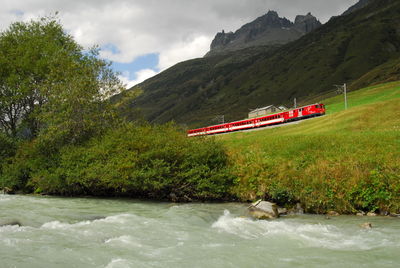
xmin=206 ymin=11 xmax=321 ymax=56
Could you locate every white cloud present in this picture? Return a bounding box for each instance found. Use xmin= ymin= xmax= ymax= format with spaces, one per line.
xmin=119 ymin=69 xmax=158 ymax=88
xmin=158 ymin=35 xmax=212 ymax=71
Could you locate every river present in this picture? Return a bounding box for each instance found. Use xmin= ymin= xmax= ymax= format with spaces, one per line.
xmin=1 ymin=195 xmax=399 ymax=267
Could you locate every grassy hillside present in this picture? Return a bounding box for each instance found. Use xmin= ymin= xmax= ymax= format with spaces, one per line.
xmin=219 ymin=81 xmax=400 ymax=214
xmin=119 ymin=0 xmax=400 ymax=128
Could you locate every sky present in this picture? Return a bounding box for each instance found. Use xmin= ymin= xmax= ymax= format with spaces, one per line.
xmin=0 ymin=0 xmax=358 ymax=88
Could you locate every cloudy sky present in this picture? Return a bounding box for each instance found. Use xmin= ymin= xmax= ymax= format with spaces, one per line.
xmin=1 ymin=0 xmax=358 ymax=88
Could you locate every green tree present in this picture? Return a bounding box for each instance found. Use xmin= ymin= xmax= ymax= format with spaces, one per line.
xmin=0 ymin=16 xmax=123 ymax=142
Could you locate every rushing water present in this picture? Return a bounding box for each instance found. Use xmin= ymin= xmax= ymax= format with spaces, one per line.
xmin=1 ymin=195 xmax=399 ymax=268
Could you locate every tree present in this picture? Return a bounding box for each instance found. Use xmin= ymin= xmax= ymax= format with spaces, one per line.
xmin=0 ymin=16 xmax=124 ymax=143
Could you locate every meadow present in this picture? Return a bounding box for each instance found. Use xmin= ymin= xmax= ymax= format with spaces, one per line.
xmin=220 ymin=81 xmax=400 ymax=214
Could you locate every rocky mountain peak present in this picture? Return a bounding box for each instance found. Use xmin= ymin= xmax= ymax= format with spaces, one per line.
xmin=207 ymin=11 xmax=321 ymax=56
xmin=294 ymin=12 xmax=321 ymax=33
xmin=247 ymin=10 xmax=292 ymax=29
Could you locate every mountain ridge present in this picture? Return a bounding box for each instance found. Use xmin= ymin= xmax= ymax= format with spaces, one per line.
xmin=342 ymin=0 xmax=373 ymax=15
xmin=206 ymin=10 xmax=321 ymax=56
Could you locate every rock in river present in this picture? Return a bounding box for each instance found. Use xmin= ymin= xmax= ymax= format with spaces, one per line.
xmin=327 ymin=211 xmax=340 ymax=216
xmin=248 ymin=200 xmax=279 ymax=219
xmin=0 ymin=220 xmax=22 ymax=227
xmin=360 ymin=222 xmax=373 ymax=229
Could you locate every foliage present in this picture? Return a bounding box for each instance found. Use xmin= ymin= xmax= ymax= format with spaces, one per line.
xmin=2 ymin=123 xmax=234 ymax=200
xmin=0 ymin=132 xmax=15 ymax=160
xmin=0 ymin=16 xmax=123 ymax=143
xmin=0 ymin=133 xmax=16 ymax=184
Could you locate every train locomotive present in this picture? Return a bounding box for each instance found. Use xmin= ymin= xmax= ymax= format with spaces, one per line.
xmin=188 ymin=103 xmax=326 ymax=137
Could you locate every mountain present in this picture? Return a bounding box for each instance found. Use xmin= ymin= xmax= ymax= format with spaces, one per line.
xmin=342 ymin=0 xmax=372 ymax=15
xmin=116 ymin=0 xmax=400 ymax=128
xmin=206 ymin=11 xmax=321 ymax=56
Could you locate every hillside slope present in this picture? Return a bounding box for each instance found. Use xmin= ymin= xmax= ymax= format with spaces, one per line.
xmin=119 ymin=0 xmax=400 ymax=128
xmin=221 ymin=81 xmax=400 ymax=213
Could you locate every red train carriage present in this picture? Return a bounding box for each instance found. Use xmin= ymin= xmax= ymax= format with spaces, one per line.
xmin=187 ymin=103 xmax=325 ymax=137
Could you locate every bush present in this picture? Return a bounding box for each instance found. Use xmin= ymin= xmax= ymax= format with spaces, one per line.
xmin=0 ymin=133 xmax=17 ymax=188
xmin=24 ymin=123 xmax=234 ymax=200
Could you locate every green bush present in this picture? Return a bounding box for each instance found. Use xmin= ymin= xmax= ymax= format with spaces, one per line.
xmin=0 ymin=133 xmax=16 ymax=188
xmin=22 ymin=123 xmax=233 ymax=200
xmin=0 ymin=133 xmax=15 ymax=160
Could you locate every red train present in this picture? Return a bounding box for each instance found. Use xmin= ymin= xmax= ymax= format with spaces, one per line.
xmin=188 ymin=103 xmax=326 ymax=137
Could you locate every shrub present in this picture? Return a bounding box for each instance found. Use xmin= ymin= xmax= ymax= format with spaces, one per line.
xmin=26 ymin=123 xmax=234 ymax=200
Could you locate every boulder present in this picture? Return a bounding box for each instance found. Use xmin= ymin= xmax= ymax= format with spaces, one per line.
xmin=277 ymin=207 xmax=288 ymax=216
xmin=0 ymin=220 xmax=22 ymax=227
xmin=2 ymin=187 xmax=14 ymax=194
xmin=169 ymin=193 xmax=178 ymax=202
xmin=248 ymin=200 xmax=279 ymax=219
xmin=367 ymin=212 xmax=377 ymax=217
xmin=288 ymin=203 xmax=304 ymax=215
xmin=379 ymin=210 xmax=389 ymax=216
xmin=360 ymin=222 xmax=372 ymax=229
xmin=356 ymin=211 xmax=366 ymax=216
xmin=327 ymin=211 xmax=340 ymax=216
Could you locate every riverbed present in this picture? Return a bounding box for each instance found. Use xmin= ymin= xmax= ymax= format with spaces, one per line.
xmin=1 ymin=195 xmax=399 ymax=267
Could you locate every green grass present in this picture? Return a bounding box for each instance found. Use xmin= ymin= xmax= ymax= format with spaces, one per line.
xmin=324 ymin=81 xmax=400 ymax=114
xmin=219 ymin=81 xmax=400 ymax=214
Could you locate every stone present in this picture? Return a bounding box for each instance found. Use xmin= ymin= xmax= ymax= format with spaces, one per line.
xmin=356 ymin=212 xmax=366 ymax=216
xmin=277 ymin=207 xmax=288 ymax=216
xmin=327 ymin=211 xmax=340 ymax=216
xmin=379 ymin=210 xmax=389 ymax=216
xmin=367 ymin=212 xmax=377 ymax=217
xmin=0 ymin=220 xmax=22 ymax=227
xmin=2 ymin=187 xmax=14 ymax=194
xmin=360 ymin=222 xmax=372 ymax=229
xmin=169 ymin=193 xmax=177 ymax=202
xmin=293 ymin=203 xmax=304 ymax=214
xmin=248 ymin=200 xmax=279 ymax=219
xmin=287 ymin=203 xmax=304 ymax=215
